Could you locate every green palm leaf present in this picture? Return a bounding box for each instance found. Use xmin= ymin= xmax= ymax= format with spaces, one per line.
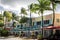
xmin=21 ymin=8 xmax=27 ymax=15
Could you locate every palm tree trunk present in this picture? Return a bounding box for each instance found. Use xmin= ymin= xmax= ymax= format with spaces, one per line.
xmin=21 ymin=14 xmax=22 ymax=31
xmin=30 ymin=12 xmax=32 ymax=27
xmin=52 ymin=2 xmax=55 ymax=26
xmin=52 ymin=1 xmax=55 ymax=35
xmin=29 ymin=12 xmax=31 ymax=34
xmin=41 ymin=11 xmax=44 ymax=37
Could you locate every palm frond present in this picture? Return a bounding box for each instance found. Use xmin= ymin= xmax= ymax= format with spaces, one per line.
xmin=45 ymin=7 xmax=53 ymax=10
xmin=30 ymin=3 xmax=39 ymax=13
xmin=21 ymin=8 xmax=27 ymax=15
xmin=29 ymin=0 xmax=51 ymax=15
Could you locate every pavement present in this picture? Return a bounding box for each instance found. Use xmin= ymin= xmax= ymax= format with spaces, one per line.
xmin=0 ymin=37 xmax=37 ymax=40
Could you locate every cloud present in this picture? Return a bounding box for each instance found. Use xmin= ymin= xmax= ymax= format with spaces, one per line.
xmin=1 ymin=0 xmax=38 ymax=7
xmin=0 ymin=0 xmax=60 ymax=17
xmin=0 ymin=0 xmax=38 ymax=13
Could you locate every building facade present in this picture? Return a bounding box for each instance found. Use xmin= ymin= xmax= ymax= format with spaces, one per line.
xmin=13 ymin=13 xmax=60 ymax=37
xmin=32 ymin=13 xmax=60 ymax=27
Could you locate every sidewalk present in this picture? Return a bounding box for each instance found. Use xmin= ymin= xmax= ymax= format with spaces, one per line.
xmin=21 ymin=37 xmax=37 ymax=40
xmin=0 ymin=36 xmax=37 ymax=40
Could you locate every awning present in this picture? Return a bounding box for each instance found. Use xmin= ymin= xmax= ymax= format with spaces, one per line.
xmin=42 ymin=26 xmax=60 ymax=30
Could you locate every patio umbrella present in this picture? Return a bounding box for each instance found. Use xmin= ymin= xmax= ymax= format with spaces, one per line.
xmin=54 ymin=26 xmax=60 ymax=30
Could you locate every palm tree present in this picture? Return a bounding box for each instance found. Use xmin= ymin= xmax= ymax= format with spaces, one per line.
xmin=50 ymin=0 xmax=56 ymax=26
xmin=28 ymin=6 xmax=32 ymax=27
xmin=21 ymin=8 xmax=27 ymax=16
xmin=50 ymin=0 xmax=56 ymax=34
xmin=20 ymin=8 xmax=27 ymax=30
xmin=29 ymin=0 xmax=51 ymax=37
xmin=20 ymin=8 xmax=27 ymax=36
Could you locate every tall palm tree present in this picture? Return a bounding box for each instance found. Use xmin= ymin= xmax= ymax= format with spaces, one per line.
xmin=28 ymin=6 xmax=32 ymax=27
xmin=50 ymin=0 xmax=56 ymax=26
xmin=29 ymin=0 xmax=51 ymax=36
xmin=50 ymin=0 xmax=56 ymax=34
xmin=20 ymin=8 xmax=27 ymax=29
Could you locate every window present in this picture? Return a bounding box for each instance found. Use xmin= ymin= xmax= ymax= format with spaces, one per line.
xmin=44 ymin=20 xmax=49 ymax=24
xmin=37 ymin=21 xmax=41 ymax=25
xmin=56 ymin=19 xmax=59 ymax=22
xmin=17 ymin=25 xmax=20 ymax=27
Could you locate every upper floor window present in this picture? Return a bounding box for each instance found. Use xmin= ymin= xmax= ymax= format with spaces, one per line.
xmin=44 ymin=20 xmax=49 ymax=24
xmin=56 ymin=19 xmax=60 ymax=22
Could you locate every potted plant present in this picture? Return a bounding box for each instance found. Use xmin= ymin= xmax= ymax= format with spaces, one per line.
xmin=31 ymin=31 xmax=35 ymax=39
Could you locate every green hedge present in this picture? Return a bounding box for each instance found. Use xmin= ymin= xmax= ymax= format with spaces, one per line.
xmin=0 ymin=29 xmax=9 ymax=37
xmin=0 ymin=20 xmax=4 ymax=27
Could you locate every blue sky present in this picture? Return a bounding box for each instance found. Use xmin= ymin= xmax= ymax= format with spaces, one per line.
xmin=0 ymin=0 xmax=60 ymax=17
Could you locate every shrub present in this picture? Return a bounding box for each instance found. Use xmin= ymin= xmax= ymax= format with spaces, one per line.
xmin=0 ymin=29 xmax=2 ymax=36
xmin=1 ymin=29 xmax=9 ymax=37
xmin=0 ymin=20 xmax=4 ymax=27
xmin=0 ymin=23 xmax=4 ymax=27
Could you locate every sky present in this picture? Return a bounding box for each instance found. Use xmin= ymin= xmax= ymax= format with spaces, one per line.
xmin=0 ymin=0 xmax=60 ymax=17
